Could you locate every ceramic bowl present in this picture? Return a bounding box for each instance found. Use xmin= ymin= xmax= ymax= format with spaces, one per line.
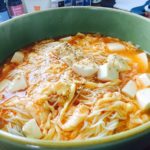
xmin=0 ymin=7 xmax=150 ymax=150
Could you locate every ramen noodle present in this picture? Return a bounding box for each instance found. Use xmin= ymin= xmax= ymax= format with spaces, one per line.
xmin=0 ymin=33 xmax=150 ymax=141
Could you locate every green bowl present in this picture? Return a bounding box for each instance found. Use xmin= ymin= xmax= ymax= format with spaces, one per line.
xmin=0 ymin=6 xmax=150 ymax=150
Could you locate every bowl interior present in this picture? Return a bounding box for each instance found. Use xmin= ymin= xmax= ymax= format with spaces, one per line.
xmin=0 ymin=7 xmax=150 ymax=63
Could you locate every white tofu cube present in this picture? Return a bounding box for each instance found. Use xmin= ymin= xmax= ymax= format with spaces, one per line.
xmin=72 ymin=60 xmax=98 ymax=77
xmin=8 ymin=74 xmax=27 ymax=92
xmin=137 ymin=52 xmax=148 ymax=71
xmin=136 ymin=88 xmax=150 ymax=110
xmin=107 ymin=54 xmax=131 ymax=72
xmin=107 ymin=43 xmax=125 ymax=52
xmin=0 ymin=79 xmax=11 ymax=92
xmin=97 ymin=63 xmax=119 ymax=81
xmin=138 ymin=73 xmax=150 ymax=87
xmin=122 ymin=80 xmax=137 ymax=98
xmin=11 ymin=51 xmax=24 ymax=64
xmin=22 ymin=119 xmax=42 ymax=139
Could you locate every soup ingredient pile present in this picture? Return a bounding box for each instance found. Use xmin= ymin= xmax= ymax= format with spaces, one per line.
xmin=0 ymin=33 xmax=150 ymax=141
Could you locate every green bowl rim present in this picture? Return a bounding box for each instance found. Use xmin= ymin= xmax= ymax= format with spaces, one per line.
xmin=0 ymin=6 xmax=150 ymax=148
